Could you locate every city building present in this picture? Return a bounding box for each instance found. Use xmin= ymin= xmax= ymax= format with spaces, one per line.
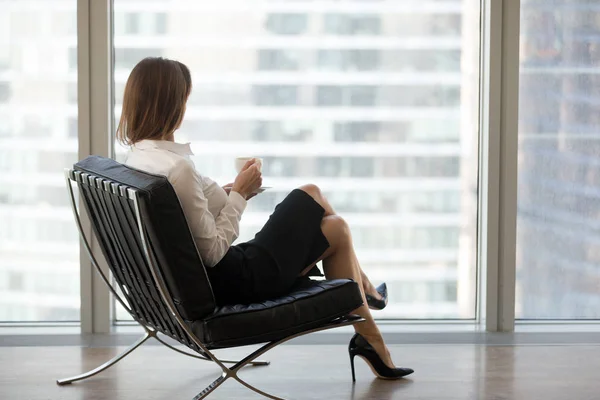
xmin=2 ymin=0 xmax=479 ymax=321
xmin=516 ymin=0 xmax=600 ymax=319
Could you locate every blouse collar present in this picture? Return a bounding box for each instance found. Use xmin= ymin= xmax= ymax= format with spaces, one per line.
xmin=133 ymin=139 xmax=194 ymax=156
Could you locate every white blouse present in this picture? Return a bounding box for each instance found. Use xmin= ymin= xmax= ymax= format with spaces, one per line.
xmin=125 ymin=139 xmax=247 ymax=267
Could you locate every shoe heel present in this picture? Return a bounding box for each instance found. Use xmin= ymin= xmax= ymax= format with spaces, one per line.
xmin=349 ymin=353 xmax=356 ymax=382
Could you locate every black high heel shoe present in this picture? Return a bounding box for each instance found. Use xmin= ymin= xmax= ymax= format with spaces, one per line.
xmin=348 ymin=333 xmax=414 ymax=382
xmin=366 ymin=282 xmax=388 ymax=310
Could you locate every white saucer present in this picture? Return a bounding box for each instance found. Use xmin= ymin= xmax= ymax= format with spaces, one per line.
xmin=253 ymin=186 xmax=271 ymax=194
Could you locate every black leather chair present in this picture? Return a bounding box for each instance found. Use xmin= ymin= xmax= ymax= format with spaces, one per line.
xmin=57 ymin=156 xmax=364 ymax=399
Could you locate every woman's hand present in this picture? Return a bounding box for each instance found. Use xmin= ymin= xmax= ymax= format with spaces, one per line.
xmin=224 ymin=182 xmax=257 ymax=200
xmin=222 ymin=183 xmax=234 ymax=195
xmin=232 ymin=159 xmax=262 ymax=200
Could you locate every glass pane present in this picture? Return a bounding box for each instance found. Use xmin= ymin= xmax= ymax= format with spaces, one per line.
xmin=517 ymin=2 xmax=600 ymax=319
xmin=0 ymin=0 xmax=79 ymax=321
xmin=112 ymin=0 xmax=480 ymax=319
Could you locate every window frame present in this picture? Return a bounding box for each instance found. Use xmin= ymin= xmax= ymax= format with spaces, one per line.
xmin=67 ymin=0 xmax=525 ymax=332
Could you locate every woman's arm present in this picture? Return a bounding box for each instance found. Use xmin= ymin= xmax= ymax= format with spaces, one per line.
xmin=171 ymin=160 xmax=246 ymax=267
xmin=222 ymin=182 xmax=257 ymax=200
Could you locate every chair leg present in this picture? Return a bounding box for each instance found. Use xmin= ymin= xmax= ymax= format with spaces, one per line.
xmin=153 ymin=332 xmax=270 ymax=366
xmin=192 ymin=373 xmax=229 ymax=400
xmin=190 ymin=317 xmax=362 ymax=399
xmin=232 ymin=375 xmax=284 ymax=400
xmin=225 ymin=340 xmax=286 ymax=399
xmin=192 ymin=340 xmax=286 ymax=400
xmin=56 ymin=332 xmax=151 ymax=386
xmin=192 ymin=368 xmax=284 ymax=400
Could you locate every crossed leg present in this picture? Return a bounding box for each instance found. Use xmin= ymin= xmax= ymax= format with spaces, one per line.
xmin=298 ymin=184 xmax=396 ymax=369
xmin=298 ymin=184 xmax=384 ymax=303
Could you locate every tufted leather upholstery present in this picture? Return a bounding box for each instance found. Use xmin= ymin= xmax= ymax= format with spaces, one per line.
xmin=191 ymin=279 xmax=363 ymax=349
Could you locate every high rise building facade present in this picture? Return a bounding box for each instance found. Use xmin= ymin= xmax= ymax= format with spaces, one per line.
xmin=0 ymin=0 xmax=79 ymax=321
xmin=516 ymin=0 xmax=600 ymax=319
xmin=114 ymin=0 xmax=481 ymax=319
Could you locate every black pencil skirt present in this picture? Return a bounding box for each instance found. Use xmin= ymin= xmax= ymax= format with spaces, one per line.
xmin=206 ymin=189 xmax=330 ymax=306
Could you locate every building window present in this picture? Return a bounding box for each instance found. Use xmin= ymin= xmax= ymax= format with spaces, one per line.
xmin=317 ymin=50 xmax=380 ymax=71
xmin=252 ymin=85 xmax=298 ymax=106
xmin=0 ymin=82 xmax=10 ymax=103
xmin=155 ymin=13 xmax=167 ymax=34
xmin=409 ymin=156 xmax=460 ymax=178
xmin=265 ymin=14 xmax=308 ymax=35
xmin=316 ymin=157 xmax=342 ymax=177
xmin=0 ymin=12 xmax=9 ymax=70
xmin=316 ymin=86 xmax=377 ymax=107
xmin=68 ymin=117 xmax=77 ymax=138
xmin=261 ymin=156 xmax=298 ymax=177
xmin=257 ymin=49 xmax=303 ymax=71
xmin=115 ymin=12 xmax=167 ymax=35
xmin=349 ymin=86 xmax=377 ymax=106
xmin=22 ymin=115 xmax=52 ymax=138
xmin=8 ymin=271 xmax=25 ymax=291
xmin=0 ymin=46 xmax=9 ymax=71
xmin=349 ymin=157 xmax=375 ymax=177
xmin=334 ymin=122 xmax=380 ymax=142
xmin=412 ymin=227 xmax=459 ymax=249
xmin=124 ymin=13 xmax=140 ymax=34
xmin=381 ymin=49 xmax=461 ymax=72
xmin=379 ymin=86 xmax=461 ymax=108
xmin=68 ymin=47 xmax=77 ymax=71
xmin=114 ymin=48 xmax=162 ymax=70
xmin=252 ymin=121 xmax=313 ymax=142
xmin=323 ymin=14 xmax=381 ymax=35
xmin=390 ymin=14 xmax=462 ymax=37
xmin=67 ymin=82 xmax=77 ymax=104
xmin=316 ymin=86 xmax=343 ymax=106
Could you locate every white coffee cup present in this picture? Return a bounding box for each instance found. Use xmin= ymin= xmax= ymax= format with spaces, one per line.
xmin=235 ymin=157 xmax=263 ymax=173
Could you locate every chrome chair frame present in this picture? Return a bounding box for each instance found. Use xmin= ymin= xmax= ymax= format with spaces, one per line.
xmin=57 ymin=169 xmax=362 ymax=399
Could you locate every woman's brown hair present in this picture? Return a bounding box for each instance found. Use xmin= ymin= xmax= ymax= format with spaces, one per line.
xmin=116 ymin=57 xmax=192 ymax=145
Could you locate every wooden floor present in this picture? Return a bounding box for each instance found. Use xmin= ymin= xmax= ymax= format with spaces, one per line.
xmin=1 ymin=342 xmax=599 ymax=400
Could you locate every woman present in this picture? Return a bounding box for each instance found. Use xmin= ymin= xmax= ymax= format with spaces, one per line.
xmin=118 ymin=57 xmax=414 ymax=381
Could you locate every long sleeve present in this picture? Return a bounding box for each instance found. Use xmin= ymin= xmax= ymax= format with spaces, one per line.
xmin=170 ymin=159 xmax=247 ymax=267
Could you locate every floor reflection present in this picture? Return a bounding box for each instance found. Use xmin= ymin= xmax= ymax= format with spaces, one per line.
xmin=351 ymin=377 xmax=414 ymax=400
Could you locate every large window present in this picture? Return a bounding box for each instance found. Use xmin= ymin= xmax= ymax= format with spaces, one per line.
xmin=516 ymin=1 xmax=600 ymax=319
xmin=112 ymin=0 xmax=480 ymax=320
xmin=1 ymin=0 xmax=596 ymax=329
xmin=0 ymin=0 xmax=79 ymax=322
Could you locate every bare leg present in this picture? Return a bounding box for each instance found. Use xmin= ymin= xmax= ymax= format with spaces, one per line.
xmin=299 ymin=184 xmax=383 ymax=302
xmin=359 ymin=269 xmax=384 ymax=302
xmin=315 ymin=215 xmax=395 ymax=369
xmin=298 ymin=184 xmax=335 ymax=216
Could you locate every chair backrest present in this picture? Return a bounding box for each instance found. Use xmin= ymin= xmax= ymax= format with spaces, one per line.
xmin=72 ymin=156 xmax=217 ymax=331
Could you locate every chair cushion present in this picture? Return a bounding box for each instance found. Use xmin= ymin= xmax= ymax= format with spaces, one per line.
xmin=75 ymin=156 xmax=217 ymax=321
xmin=190 ymin=279 xmax=363 ymax=349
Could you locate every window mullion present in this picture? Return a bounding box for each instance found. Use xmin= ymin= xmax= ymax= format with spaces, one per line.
xmin=78 ymin=0 xmax=113 ymax=334
xmin=480 ymin=0 xmax=520 ymax=332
